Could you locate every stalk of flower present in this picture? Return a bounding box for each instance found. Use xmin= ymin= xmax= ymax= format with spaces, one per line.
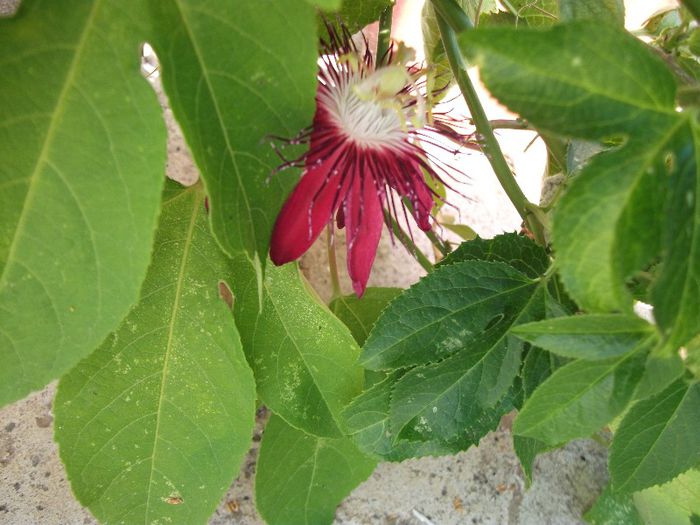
xmin=269 ymin=22 xmax=474 ymax=297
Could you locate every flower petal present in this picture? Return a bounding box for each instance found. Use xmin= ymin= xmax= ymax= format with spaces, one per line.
xmin=270 ymin=148 xmax=347 ymax=265
xmin=405 ymin=161 xmax=433 ymax=231
xmin=345 ymin=172 xmax=384 ymax=297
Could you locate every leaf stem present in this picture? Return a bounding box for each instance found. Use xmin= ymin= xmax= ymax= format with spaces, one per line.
xmin=431 ymin=0 xmax=473 ymax=31
xmin=681 ymin=0 xmax=700 ymax=22
xmin=384 ymin=210 xmax=434 ymax=273
xmin=434 ymin=7 xmax=546 ymax=244
xmin=326 ymin=228 xmax=342 ymax=298
xmin=376 ymin=5 xmax=393 ymax=66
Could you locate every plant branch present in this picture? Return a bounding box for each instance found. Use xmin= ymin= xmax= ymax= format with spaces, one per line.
xmin=376 ymin=5 xmax=393 ymax=66
xmin=434 ymin=8 xmax=546 ymax=243
xmin=384 ymin=210 xmax=434 ymax=273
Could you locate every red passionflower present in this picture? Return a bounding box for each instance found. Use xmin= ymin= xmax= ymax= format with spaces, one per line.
xmin=269 ymin=26 xmax=468 ymax=296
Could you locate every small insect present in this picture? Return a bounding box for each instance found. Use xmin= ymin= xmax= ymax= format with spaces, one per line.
xmin=165 ymin=495 xmax=183 ymax=505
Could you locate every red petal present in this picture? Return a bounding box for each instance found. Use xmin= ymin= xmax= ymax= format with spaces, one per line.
xmin=345 ymin=172 xmax=384 ymax=297
xmin=270 ymin=148 xmax=347 ymax=265
xmin=407 ymin=165 xmax=434 ymax=231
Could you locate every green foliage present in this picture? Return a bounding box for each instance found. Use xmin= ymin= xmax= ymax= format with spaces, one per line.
xmin=230 ymin=257 xmax=363 ymax=438
xmin=54 ymin=182 xmax=256 ymax=524
xmin=4 ymin=0 xmax=700 ymax=522
xmin=460 ymin=24 xmax=700 ymax=350
xmin=513 ymin=340 xmax=650 ymax=444
xmin=610 ymin=379 xmax=700 ymax=493
xmin=0 ymin=0 xmax=166 ymax=406
xmin=559 ymin=0 xmax=624 ymax=25
xmin=147 ymin=0 xmax=318 ymax=262
xmin=256 ymin=415 xmax=376 ymax=525
xmin=512 ymin=315 xmax=654 ymax=360
xmin=360 ymin=260 xmax=543 ymax=370
xmin=330 ymin=287 xmax=401 ymax=346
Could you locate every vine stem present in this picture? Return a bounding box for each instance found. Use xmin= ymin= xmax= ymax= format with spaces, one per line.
xmin=326 ymin=228 xmax=342 ymax=298
xmin=384 ymin=210 xmax=434 ymax=273
xmin=433 ymin=2 xmax=546 ymax=244
xmin=681 ymin=0 xmax=700 ymax=22
xmin=376 ymin=5 xmax=393 ymax=66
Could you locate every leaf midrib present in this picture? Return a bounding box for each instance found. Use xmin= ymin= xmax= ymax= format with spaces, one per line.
xmin=171 ymin=0 xmax=255 ymax=257
xmin=0 ymin=0 xmax=100 ymax=291
xmin=143 ymin=190 xmax=202 ymax=523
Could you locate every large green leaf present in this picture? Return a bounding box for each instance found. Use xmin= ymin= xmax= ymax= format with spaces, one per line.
xmin=513 ymin=339 xmax=650 ymax=445
xmin=634 ymin=469 xmax=700 ymax=525
xmin=256 ymin=414 xmax=376 ymax=525
xmin=587 ymin=471 xmax=700 ymax=525
xmin=559 ymin=0 xmax=624 ymax=25
xmin=360 ymin=260 xmax=541 ymax=370
xmin=610 ymin=379 xmax=700 ymax=493
xmin=330 ymin=287 xmax=401 ymax=346
xmin=342 ymin=371 xmax=509 ymax=461
xmin=54 ymin=183 xmax=256 ymax=525
xmin=461 ymin=23 xmax=700 ymax=351
xmin=147 ymin=0 xmax=318 ymax=261
xmin=460 ymin=23 xmax=677 ymax=140
xmin=512 ymin=314 xmax=654 ymax=360
xmin=0 ymin=0 xmax=166 ymax=406
xmin=231 ymin=257 xmax=363 ymax=438
xmin=439 ymin=233 xmax=549 ymax=278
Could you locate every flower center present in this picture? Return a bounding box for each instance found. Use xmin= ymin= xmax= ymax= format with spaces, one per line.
xmin=322 ymin=79 xmax=407 ymax=150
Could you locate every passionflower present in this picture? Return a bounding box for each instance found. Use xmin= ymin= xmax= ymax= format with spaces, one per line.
xmin=269 ymin=25 xmax=468 ymax=297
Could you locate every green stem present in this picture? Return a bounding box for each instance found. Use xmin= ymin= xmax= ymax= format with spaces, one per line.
xmin=431 ymin=0 xmax=473 ymax=32
xmin=376 ymin=5 xmax=393 ymax=65
xmin=434 ymin=8 xmax=546 ymax=244
xmin=384 ymin=210 xmax=434 ymax=273
xmin=681 ymin=0 xmax=700 ymax=22
xmin=487 ymin=119 xmax=529 ymax=130
xmin=326 ymin=228 xmax=341 ymax=298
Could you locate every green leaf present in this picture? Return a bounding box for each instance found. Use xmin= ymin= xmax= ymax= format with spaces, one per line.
xmin=387 ymin=325 xmax=529 ymax=442
xmin=305 ymin=0 xmax=341 ymax=9
xmin=513 ymin=340 xmax=650 ymax=445
xmin=146 ymin=0 xmax=318 ymax=261
xmin=634 ymin=350 xmax=684 ymax=401
xmin=460 ymin=23 xmax=677 ymax=140
xmin=610 ymin=379 xmax=700 ymax=493
xmin=521 ymin=346 xmax=566 ymax=399
xmin=559 ymin=0 xmax=624 ymax=25
xmin=512 ymin=314 xmax=654 ymax=360
xmin=0 ymin=0 xmax=166 ymax=406
xmin=256 ymin=414 xmax=376 ymax=525
xmin=329 ymin=287 xmax=401 ymax=346
xmin=513 ymin=435 xmax=551 ymax=486
xmin=585 ymin=484 xmax=645 ymax=525
xmin=459 ymin=23 xmax=700 ymax=327
xmin=231 ymin=257 xmax=363 ymax=438
xmin=360 ymin=260 xmax=541 ymax=370
xmin=651 ymin=121 xmax=700 ymax=350
xmin=343 ymin=371 xmax=509 ymax=461
xmin=513 ymin=347 xmax=565 ymax=485
xmin=507 ymin=0 xmax=558 ymax=26
xmin=634 ymin=469 xmax=700 ymax=525
xmin=439 ymin=233 xmax=549 ymax=278
xmin=54 ymin=183 xmax=256 ymax=525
